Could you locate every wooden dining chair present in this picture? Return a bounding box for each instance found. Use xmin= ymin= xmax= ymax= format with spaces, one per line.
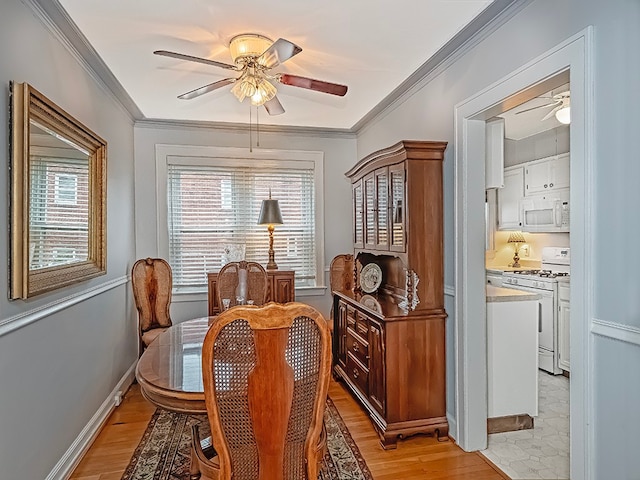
xmin=329 ymin=254 xmax=354 ymax=324
xmin=190 ymin=302 xmax=332 ymax=480
xmin=216 ymin=261 xmax=268 ymax=309
xmin=131 ymin=258 xmax=172 ymax=353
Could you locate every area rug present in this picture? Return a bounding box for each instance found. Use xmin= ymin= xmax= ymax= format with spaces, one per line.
xmin=122 ymin=397 xmax=372 ymax=480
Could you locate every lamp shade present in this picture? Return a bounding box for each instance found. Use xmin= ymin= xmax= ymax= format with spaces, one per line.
xmin=229 ymin=34 xmax=272 ymax=63
xmin=555 ymin=106 xmax=571 ymax=124
xmin=507 ymin=231 xmax=526 ymax=243
xmin=258 ymin=199 xmax=283 ymax=225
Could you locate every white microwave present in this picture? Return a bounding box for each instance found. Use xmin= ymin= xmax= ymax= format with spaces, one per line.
xmin=521 ymin=191 xmax=570 ymax=232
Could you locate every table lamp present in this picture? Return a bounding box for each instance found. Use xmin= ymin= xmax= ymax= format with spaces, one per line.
xmin=258 ymin=190 xmax=283 ymax=270
xmin=507 ymin=231 xmax=526 ymax=268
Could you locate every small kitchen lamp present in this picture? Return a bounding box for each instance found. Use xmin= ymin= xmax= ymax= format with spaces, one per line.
xmin=257 ymin=190 xmax=283 ymax=270
xmin=507 ymin=231 xmax=526 ymax=268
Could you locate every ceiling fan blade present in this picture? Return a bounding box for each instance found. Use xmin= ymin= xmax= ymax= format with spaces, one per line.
xmin=277 ymin=74 xmax=348 ymax=96
xmin=154 ymin=50 xmax=237 ymax=71
xmin=541 ymin=107 xmax=560 ymax=121
xmin=515 ymin=101 xmax=561 ymax=115
xmin=257 ymin=38 xmax=302 ymax=69
xmin=264 ymin=96 xmax=285 ymax=115
xmin=177 ymin=78 xmax=235 ymax=100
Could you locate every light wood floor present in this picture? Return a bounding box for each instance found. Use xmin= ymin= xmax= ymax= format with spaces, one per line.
xmin=70 ymin=379 xmax=509 ymax=480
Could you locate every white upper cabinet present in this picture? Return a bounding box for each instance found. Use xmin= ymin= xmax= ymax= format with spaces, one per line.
xmin=524 ymin=153 xmax=570 ymax=195
xmin=498 ymin=165 xmax=524 ymax=230
xmin=485 ymin=118 xmax=505 ymax=189
xmin=550 ymin=152 xmax=570 ymax=190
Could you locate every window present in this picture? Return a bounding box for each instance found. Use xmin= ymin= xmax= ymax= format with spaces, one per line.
xmin=54 ymin=173 xmax=78 ymax=205
xmin=30 ymin=156 xmax=89 ymax=270
xmin=157 ymin=146 xmax=324 ymax=293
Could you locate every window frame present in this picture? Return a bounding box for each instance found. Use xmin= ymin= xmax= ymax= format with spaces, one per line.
xmin=155 ymin=144 xmax=325 ymax=295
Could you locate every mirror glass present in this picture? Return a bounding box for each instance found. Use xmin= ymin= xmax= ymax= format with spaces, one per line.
xmin=29 ymin=122 xmax=91 ymax=270
xmin=10 ymin=82 xmax=106 ymax=299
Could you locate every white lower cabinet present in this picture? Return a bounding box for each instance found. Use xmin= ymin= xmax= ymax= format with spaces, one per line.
xmin=487 ymin=287 xmax=539 ymax=418
xmin=558 ymin=283 xmax=571 ymax=372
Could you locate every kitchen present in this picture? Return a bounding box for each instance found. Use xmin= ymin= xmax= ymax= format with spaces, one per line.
xmin=482 ymin=85 xmax=571 ymax=480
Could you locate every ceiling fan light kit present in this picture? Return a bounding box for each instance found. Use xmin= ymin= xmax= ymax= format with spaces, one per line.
xmin=555 ymin=105 xmax=571 ymax=124
xmin=230 ymin=70 xmax=277 ymax=106
xmin=229 ymin=33 xmax=273 ymax=63
xmin=154 ymin=32 xmax=348 ymax=115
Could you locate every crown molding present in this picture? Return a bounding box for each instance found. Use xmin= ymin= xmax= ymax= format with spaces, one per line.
xmin=135 ymin=117 xmax=356 ymax=139
xmin=352 ymin=0 xmax=533 ymax=134
xmin=26 ymin=0 xmax=143 ymax=120
xmin=27 ymin=0 xmax=530 ymax=134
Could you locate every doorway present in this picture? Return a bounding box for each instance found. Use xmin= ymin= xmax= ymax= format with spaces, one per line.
xmin=453 ymin=28 xmax=594 ymax=480
xmin=482 ymin=80 xmax=571 ymax=479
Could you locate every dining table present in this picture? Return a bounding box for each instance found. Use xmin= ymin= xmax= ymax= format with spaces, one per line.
xmin=136 ymin=316 xmax=211 ymax=414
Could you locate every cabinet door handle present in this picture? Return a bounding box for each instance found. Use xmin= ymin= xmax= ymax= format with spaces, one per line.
xmin=544 ymin=184 xmax=548 ymax=188
xmin=352 ymin=343 xmax=360 ymax=352
xmin=538 ymin=303 xmax=542 ymax=333
xmin=352 ymin=368 xmax=359 ymax=379
xmin=550 ymin=182 xmax=554 ymax=187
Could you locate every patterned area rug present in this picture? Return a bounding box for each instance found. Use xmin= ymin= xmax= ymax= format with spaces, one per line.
xmin=122 ymin=397 xmax=372 ymax=480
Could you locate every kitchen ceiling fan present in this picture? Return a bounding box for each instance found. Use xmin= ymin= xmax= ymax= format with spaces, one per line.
xmin=154 ymin=33 xmax=348 ymax=116
xmin=515 ymin=90 xmax=571 ymax=124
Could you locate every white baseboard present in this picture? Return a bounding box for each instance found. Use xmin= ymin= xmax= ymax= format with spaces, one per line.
xmin=46 ymin=361 xmax=138 ymax=480
xmin=447 ymin=412 xmax=458 ymax=442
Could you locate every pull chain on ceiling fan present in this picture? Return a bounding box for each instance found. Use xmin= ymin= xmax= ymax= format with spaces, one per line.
xmin=154 ymin=33 xmax=348 ymax=116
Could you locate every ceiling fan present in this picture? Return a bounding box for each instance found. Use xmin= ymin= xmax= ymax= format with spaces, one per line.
xmin=515 ymin=90 xmax=571 ymax=124
xmin=154 ymin=33 xmax=348 ymax=116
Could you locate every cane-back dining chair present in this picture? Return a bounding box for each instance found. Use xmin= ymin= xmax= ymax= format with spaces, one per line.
xmin=131 ymin=258 xmax=172 ymax=352
xmin=216 ymin=261 xmax=268 ymax=309
xmin=191 ymin=302 xmax=332 ymax=480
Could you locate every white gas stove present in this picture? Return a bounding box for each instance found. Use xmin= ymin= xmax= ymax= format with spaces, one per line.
xmin=502 ymin=247 xmax=570 ymax=374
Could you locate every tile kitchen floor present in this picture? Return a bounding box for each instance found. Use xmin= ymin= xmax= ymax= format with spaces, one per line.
xmin=481 ymin=372 xmax=570 ymax=479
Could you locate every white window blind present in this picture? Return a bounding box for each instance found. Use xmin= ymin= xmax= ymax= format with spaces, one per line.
xmin=167 ymin=162 xmax=317 ymax=290
xmin=29 ymin=156 xmax=89 ymax=270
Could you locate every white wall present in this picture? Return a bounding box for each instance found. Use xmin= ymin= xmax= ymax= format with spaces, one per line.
xmin=133 ymin=122 xmax=356 ymax=321
xmin=356 ymin=0 xmax=640 ymax=476
xmin=0 ymin=1 xmax=137 ymax=479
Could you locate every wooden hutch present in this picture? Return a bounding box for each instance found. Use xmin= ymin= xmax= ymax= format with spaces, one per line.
xmin=332 ymin=140 xmax=448 ymax=449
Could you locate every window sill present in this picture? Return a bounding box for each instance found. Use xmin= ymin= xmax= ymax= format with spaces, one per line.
xmin=295 ymin=286 xmax=327 ymax=297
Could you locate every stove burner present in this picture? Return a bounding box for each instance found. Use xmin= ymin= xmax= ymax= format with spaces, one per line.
xmin=538 ymin=270 xmax=570 ymax=278
xmin=507 ymin=269 xmax=570 ymax=279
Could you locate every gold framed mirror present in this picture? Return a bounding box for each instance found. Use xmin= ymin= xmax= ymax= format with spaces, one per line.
xmin=10 ymin=82 xmax=106 ymax=299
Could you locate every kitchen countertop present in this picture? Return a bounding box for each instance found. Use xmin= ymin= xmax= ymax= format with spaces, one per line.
xmin=486 ymin=285 xmax=541 ymax=303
